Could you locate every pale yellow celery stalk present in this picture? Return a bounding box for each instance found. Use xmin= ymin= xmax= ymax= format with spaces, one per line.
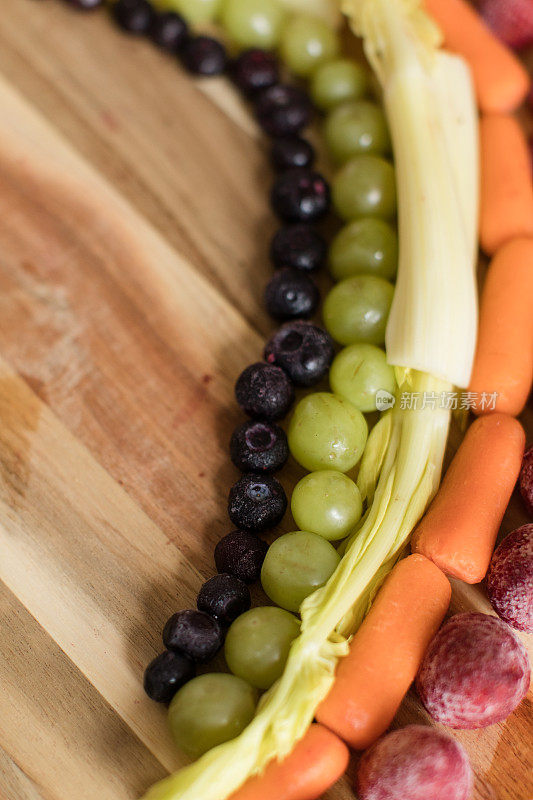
xmin=345 ymin=0 xmax=478 ymax=388
xmin=141 ymin=4 xmax=477 ymax=800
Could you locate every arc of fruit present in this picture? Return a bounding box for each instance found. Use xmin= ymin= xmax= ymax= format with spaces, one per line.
xmin=141 ymin=1 xmax=482 ymax=799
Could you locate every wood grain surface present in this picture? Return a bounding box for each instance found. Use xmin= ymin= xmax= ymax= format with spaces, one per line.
xmin=0 ymin=2 xmax=531 ymax=799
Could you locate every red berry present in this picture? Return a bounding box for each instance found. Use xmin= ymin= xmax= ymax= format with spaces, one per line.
xmin=520 ymin=444 xmax=533 ymax=516
xmin=480 ymin=0 xmax=533 ymax=50
xmin=487 ymin=524 xmax=533 ymax=632
xmin=416 ymin=612 xmax=530 ymax=729
xmin=356 ymin=726 xmax=472 ymax=800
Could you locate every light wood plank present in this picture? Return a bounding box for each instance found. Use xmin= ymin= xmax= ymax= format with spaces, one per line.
xmin=0 ymin=583 xmax=167 ymax=800
xmin=0 ymin=0 xmax=274 ymax=335
xmin=0 ymin=354 xmax=201 ymax=772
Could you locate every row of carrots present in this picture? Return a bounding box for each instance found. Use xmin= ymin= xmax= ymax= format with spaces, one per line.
xmin=226 ymin=2 xmax=533 ymax=798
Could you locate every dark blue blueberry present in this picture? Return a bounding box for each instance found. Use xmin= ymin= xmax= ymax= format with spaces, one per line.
xmin=113 ymin=0 xmax=154 ymax=33
xmin=214 ymin=530 xmax=268 ymax=584
xmin=270 ymin=224 xmax=327 ymax=273
xmin=163 ymin=610 xmax=223 ymax=662
xmin=231 ymin=49 xmax=279 ymax=96
xmin=228 ymin=473 xmax=287 ymax=532
xmin=150 ymin=11 xmax=188 ymax=52
xmin=264 ymin=320 xmax=334 ymax=387
xmin=254 ymin=84 xmax=313 ymax=137
xmin=271 ymin=168 xmax=330 ymax=223
xmin=264 ymin=267 xmax=319 ymax=320
xmin=230 ymin=420 xmax=289 ymax=473
xmin=181 ymin=36 xmax=227 ymax=76
xmin=197 ymin=574 xmax=251 ymax=625
xmin=143 ymin=650 xmax=195 ymax=703
xmin=270 ymin=136 xmax=315 ymax=171
xmin=235 ymin=362 xmax=294 ymax=420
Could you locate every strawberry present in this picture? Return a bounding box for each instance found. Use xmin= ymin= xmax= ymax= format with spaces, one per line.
xmin=480 ymin=0 xmax=533 ymax=50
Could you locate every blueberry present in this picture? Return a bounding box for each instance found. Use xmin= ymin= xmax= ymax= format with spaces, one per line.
xmin=270 ymin=137 xmax=315 ymax=171
xmin=197 ymin=574 xmax=251 ymax=625
xmin=264 ymin=321 xmax=335 ymax=387
xmin=264 ymin=268 xmax=319 ymax=321
xmin=271 ymin=169 xmax=330 ymax=223
xmin=162 ymin=609 xmax=223 ymax=662
xmin=231 ymin=49 xmax=279 ymax=96
xmin=143 ymin=650 xmax=195 ymax=703
xmin=228 ymin=473 xmax=287 ymax=532
xmin=270 ymin=224 xmax=327 ymax=273
xmin=150 ymin=11 xmax=188 ymax=52
xmin=254 ymin=84 xmax=313 ymax=137
xmin=181 ymin=36 xmax=227 ymax=76
xmin=215 ymin=530 xmax=269 ymax=584
xmin=230 ymin=420 xmax=289 ymax=473
xmin=235 ymin=362 xmax=294 ymax=420
xmin=65 ymin=0 xmax=103 ymax=9
xmin=113 ymin=0 xmax=154 ymax=33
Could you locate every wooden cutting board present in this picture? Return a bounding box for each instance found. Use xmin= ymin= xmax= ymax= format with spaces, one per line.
xmin=0 ymin=2 xmax=531 ymax=799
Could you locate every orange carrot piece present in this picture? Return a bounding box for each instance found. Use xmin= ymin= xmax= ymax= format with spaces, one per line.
xmin=316 ymin=554 xmax=451 ymax=751
xmin=425 ymin=0 xmax=529 ymax=113
xmin=226 ymin=724 xmax=349 ymax=800
xmin=480 ymin=116 xmax=533 ymax=255
xmin=469 ymin=237 xmax=533 ymax=416
xmin=412 ymin=414 xmax=525 ymax=584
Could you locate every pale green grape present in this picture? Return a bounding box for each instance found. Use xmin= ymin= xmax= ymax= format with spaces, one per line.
xmin=332 ymin=155 xmax=397 ymax=220
xmin=330 ymin=343 xmax=396 ymax=412
xmin=261 ymin=531 xmax=340 ymax=612
xmin=323 ymin=274 xmax=394 ymax=346
xmin=329 ymin=218 xmax=398 ymax=281
xmin=310 ymin=58 xmax=368 ymax=110
xmin=288 ymin=391 xmax=368 ymax=473
xmin=291 ymin=470 xmax=362 ymax=541
xmin=168 ymin=673 xmax=256 ymax=759
xmin=221 ymin=0 xmax=286 ymax=49
xmin=225 ymin=607 xmax=300 ymax=689
xmin=279 ymin=15 xmax=339 ymax=77
xmin=171 ymin=0 xmax=222 ymax=24
xmin=324 ymin=100 xmax=390 ymax=164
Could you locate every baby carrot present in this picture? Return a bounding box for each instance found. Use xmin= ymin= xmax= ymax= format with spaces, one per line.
xmin=412 ymin=414 xmax=525 ymax=584
xmin=424 ymin=0 xmax=529 ymax=113
xmin=480 ymin=116 xmax=533 ymax=255
xmin=469 ymin=237 xmax=533 ymax=416
xmin=226 ymin=724 xmax=349 ymax=800
xmin=316 ymin=554 xmax=450 ymax=751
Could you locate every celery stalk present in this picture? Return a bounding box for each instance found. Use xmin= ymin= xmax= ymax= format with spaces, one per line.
xmin=140 ymin=4 xmax=478 ymax=799
xmin=344 ymin=0 xmax=479 ymax=388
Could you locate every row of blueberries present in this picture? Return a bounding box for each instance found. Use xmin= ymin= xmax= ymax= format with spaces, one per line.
xmin=59 ymin=0 xmax=341 ymax=703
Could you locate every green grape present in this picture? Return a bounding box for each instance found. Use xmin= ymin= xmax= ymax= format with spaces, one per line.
xmin=288 ymin=392 xmax=368 ymax=473
xmin=330 ymin=343 xmax=396 ymax=412
xmin=291 ymin=470 xmax=362 ymax=541
xmin=323 ymin=274 xmax=394 ymax=346
xmin=332 ymin=155 xmax=397 ymax=221
xmin=225 ymin=607 xmax=300 ymax=690
xmin=168 ymin=673 xmax=256 ymax=759
xmin=171 ymin=0 xmax=222 ymax=24
xmin=324 ymin=100 xmax=391 ymax=164
xmin=310 ymin=58 xmax=368 ymax=110
xmin=329 ymin=218 xmax=398 ymax=281
xmin=279 ymin=15 xmax=339 ymax=77
xmin=261 ymin=531 xmax=340 ymax=612
xmin=221 ymin=0 xmax=286 ymax=49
